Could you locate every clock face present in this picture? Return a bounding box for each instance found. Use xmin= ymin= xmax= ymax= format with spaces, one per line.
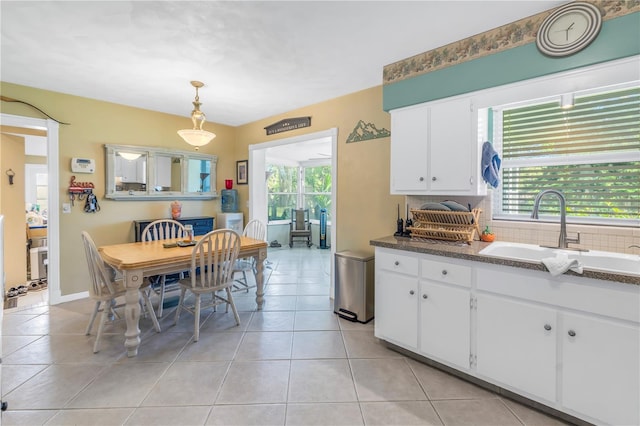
xmin=536 ymin=2 xmax=602 ymax=57
xmin=546 ymin=11 xmax=590 ymax=46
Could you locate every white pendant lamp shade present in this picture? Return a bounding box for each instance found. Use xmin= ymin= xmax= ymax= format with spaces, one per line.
xmin=178 ymin=81 xmax=216 ymax=150
xmin=119 ymin=152 xmax=141 ymax=161
xmin=177 ymin=128 xmax=216 ymax=148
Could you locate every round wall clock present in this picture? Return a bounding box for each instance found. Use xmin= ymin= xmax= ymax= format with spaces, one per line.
xmin=536 ymin=2 xmax=602 ymax=57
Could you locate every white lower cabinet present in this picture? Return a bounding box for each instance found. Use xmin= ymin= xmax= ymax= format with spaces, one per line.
xmin=373 ymin=246 xmax=640 ymax=425
xmin=561 ymin=312 xmax=640 ymax=426
xmin=420 ymin=281 xmax=470 ymax=369
xmin=376 ymin=270 xmax=418 ymax=348
xmin=476 ymin=293 xmax=557 ymax=402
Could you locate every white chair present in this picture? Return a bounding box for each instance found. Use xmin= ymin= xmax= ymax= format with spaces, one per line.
xmin=233 ymin=219 xmax=266 ymax=293
xmin=141 ymin=219 xmax=186 ymax=318
xmin=174 ymin=229 xmax=241 ymax=342
xmin=82 ymin=231 xmax=160 ymax=353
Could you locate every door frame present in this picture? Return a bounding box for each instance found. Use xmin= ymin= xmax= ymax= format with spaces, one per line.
xmin=1 ymin=113 xmax=61 ymax=304
xmin=248 ymin=128 xmax=338 ymax=294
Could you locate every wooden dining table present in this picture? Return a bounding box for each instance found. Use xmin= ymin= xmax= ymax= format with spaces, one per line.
xmin=99 ymin=235 xmax=268 ymax=357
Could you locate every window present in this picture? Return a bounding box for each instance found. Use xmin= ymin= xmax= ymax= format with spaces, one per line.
xmin=266 ymin=164 xmax=332 ymax=222
xmin=492 ymin=84 xmax=640 ymax=225
xmin=303 ymin=165 xmax=332 ymax=220
xmin=267 ymin=165 xmax=298 ymax=221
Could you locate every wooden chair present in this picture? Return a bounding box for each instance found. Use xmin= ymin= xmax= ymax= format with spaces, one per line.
xmin=82 ymin=231 xmax=160 ymax=353
xmin=233 ymin=219 xmax=266 ymax=292
xmin=289 ymin=208 xmax=312 ymax=247
xmin=141 ymin=219 xmax=186 ymax=318
xmin=174 ymin=229 xmax=241 ymax=342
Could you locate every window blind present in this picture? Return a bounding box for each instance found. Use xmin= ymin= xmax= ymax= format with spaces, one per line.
xmin=502 ymin=87 xmax=640 ymax=159
xmin=499 ymin=86 xmax=640 ymax=221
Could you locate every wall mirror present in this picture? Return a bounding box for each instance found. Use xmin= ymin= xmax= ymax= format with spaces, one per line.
xmin=105 ymin=144 xmax=217 ymax=200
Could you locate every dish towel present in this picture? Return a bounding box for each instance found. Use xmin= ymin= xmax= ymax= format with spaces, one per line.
xmin=542 ymin=253 xmax=584 ymax=277
xmin=481 ymin=141 xmax=501 ymax=188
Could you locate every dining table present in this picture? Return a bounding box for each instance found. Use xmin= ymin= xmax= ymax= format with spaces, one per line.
xmin=99 ymin=235 xmax=268 ymax=357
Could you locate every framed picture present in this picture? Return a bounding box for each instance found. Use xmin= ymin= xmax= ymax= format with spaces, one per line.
xmin=236 ymin=160 xmax=248 ymax=185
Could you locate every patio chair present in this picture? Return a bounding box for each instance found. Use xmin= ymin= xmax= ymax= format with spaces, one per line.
xmin=289 ymin=208 xmax=312 ymax=247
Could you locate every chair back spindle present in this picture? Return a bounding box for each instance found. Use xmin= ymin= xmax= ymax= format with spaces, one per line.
xmin=191 ymin=229 xmax=240 ymax=290
xmin=142 ymin=219 xmax=185 ymax=242
xmin=82 ymin=231 xmax=117 ymax=298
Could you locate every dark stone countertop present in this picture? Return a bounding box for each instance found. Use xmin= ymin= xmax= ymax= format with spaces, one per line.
xmin=370 ymin=235 xmax=640 ymax=286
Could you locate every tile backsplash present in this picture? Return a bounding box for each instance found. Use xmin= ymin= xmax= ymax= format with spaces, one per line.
xmin=407 ymin=192 xmax=640 ymax=254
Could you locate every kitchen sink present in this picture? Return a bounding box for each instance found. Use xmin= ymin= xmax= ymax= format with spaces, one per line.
xmin=479 ymin=241 xmax=640 ymax=277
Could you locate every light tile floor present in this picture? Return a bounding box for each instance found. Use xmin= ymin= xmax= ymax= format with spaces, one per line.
xmin=1 ymin=246 xmax=571 ymax=425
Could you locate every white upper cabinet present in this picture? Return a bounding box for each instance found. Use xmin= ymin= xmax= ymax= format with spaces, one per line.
xmin=390 ymin=96 xmax=486 ymax=195
xmin=390 ymin=104 xmax=429 ymax=192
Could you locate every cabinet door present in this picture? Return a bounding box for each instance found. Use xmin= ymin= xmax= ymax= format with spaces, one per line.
xmin=375 ymin=270 xmax=418 ymax=349
xmin=562 ymin=312 xmax=639 ymax=426
xmin=419 ymin=281 xmax=470 ymax=369
xmin=390 ymin=105 xmax=429 ymax=192
xmin=429 ymin=98 xmax=473 ymax=192
xmin=476 ymin=294 xmax=557 ymax=402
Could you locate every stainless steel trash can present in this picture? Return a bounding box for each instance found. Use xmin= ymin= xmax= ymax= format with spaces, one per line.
xmin=334 ymin=251 xmax=374 ymax=323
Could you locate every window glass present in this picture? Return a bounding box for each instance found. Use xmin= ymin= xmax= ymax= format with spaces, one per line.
xmin=267 ymin=165 xmax=298 ymax=221
xmin=303 ymin=165 xmax=332 ymax=220
xmin=493 ymin=85 xmax=639 ymax=225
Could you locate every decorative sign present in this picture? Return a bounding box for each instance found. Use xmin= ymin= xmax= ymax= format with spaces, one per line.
xmin=346 ymin=120 xmax=390 ymax=143
xmin=265 ymin=117 xmax=311 ymax=135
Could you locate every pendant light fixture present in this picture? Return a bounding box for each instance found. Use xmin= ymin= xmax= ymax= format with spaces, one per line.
xmin=177 ymin=81 xmax=216 ymax=150
xmin=119 ymin=152 xmax=141 ymax=161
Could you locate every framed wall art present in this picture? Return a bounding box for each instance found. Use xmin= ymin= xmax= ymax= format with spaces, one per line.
xmin=236 ymin=160 xmax=248 ymax=185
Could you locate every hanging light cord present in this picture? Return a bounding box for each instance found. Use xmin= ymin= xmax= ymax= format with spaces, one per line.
xmin=1 ymin=95 xmax=70 ymax=125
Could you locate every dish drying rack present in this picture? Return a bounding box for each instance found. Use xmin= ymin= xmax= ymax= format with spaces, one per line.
xmin=407 ymin=208 xmax=482 ymax=244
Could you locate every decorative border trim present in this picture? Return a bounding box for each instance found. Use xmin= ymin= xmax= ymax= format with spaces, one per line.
xmin=383 ymin=0 xmax=640 ymax=85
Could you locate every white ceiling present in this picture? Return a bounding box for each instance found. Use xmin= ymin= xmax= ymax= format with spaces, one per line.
xmin=1 ymin=1 xmax=566 ymax=128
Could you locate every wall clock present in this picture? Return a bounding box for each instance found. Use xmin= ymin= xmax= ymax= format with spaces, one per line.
xmin=536 ymin=2 xmax=602 ymax=57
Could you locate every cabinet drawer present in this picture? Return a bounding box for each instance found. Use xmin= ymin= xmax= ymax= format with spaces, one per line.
xmin=421 ymin=258 xmax=471 ymax=287
xmin=376 ymin=249 xmax=419 ymax=276
xmin=185 ymin=218 xmax=214 ymax=235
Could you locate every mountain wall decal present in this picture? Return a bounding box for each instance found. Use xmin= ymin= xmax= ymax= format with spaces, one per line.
xmin=346 ymin=120 xmax=390 ymax=143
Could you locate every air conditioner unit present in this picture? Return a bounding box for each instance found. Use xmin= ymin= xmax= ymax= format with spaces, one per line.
xmin=30 ymin=246 xmax=48 ymax=280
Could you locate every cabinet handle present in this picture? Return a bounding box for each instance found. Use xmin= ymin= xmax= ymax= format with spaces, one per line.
xmin=432 ymin=176 xmax=437 ymax=181
xmin=394 ymin=261 xmax=400 ymax=266
xmin=409 ymin=290 xmax=415 ymax=295
xmin=568 ymin=330 xmax=576 ymax=337
xmin=544 ymin=324 xmax=552 ymax=331
xmin=419 ymin=177 xmax=424 ymax=182
xmin=422 ymin=294 xmax=428 ymax=299
xmin=441 ymin=270 xmax=448 ymax=275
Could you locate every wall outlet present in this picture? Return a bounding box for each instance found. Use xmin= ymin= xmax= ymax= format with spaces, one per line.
xmin=62 ymin=203 xmax=71 ymax=214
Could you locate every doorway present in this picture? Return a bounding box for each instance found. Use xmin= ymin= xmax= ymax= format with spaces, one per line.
xmin=0 ymin=114 xmax=60 ymax=305
xmin=248 ymin=128 xmax=338 ymax=296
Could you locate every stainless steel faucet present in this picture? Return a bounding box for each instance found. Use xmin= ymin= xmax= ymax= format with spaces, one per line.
xmin=531 ymin=189 xmax=580 ymax=249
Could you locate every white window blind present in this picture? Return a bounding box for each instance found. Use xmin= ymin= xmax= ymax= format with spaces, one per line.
xmin=494 ymin=85 xmax=640 ymax=224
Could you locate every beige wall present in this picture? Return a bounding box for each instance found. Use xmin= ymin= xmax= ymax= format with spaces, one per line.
xmin=0 ymin=132 xmax=27 ymax=288
xmin=1 ymin=82 xmax=236 ymax=295
xmin=1 ymin=81 xmax=401 ymax=297
xmin=236 ymin=86 xmax=404 ymax=253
